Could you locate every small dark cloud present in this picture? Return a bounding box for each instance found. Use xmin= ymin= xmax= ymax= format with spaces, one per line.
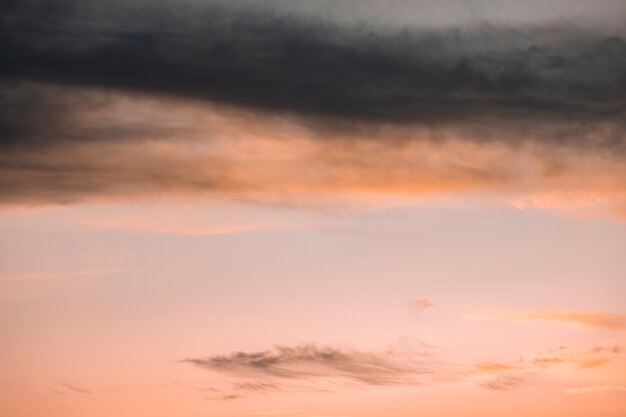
xmin=181 ymin=342 xmax=620 ymax=400
xmin=480 ymin=374 xmax=525 ymax=391
xmin=56 ymin=380 xmax=92 ymax=395
xmin=233 ymin=380 xmax=281 ymax=393
xmin=182 ymin=343 xmax=451 ymax=387
xmin=413 ymin=298 xmax=434 ymax=313
xmin=221 ymin=394 xmax=243 ymax=401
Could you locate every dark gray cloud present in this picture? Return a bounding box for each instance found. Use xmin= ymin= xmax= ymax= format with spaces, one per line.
xmin=181 ymin=342 xmax=622 ymax=400
xmin=55 ymin=380 xmax=92 ymax=395
xmin=2 ymin=0 xmax=626 ymax=146
xmin=1 ymin=1 xmax=625 ymax=208
xmin=182 ymin=343 xmax=452 ymax=387
xmin=479 ymin=374 xmax=525 ymax=391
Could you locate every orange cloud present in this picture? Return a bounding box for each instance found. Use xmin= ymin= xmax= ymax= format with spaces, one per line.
xmin=79 ymin=216 xmax=275 ymax=236
xmin=0 ymin=267 xmax=138 ymax=281
xmin=1 ymin=85 xmax=625 ymax=222
xmin=472 ymin=309 xmax=626 ymax=331
xmin=181 ymin=341 xmax=622 ymax=399
xmin=413 ymin=298 xmax=435 ymax=313
xmin=563 ymin=385 xmax=626 ymax=395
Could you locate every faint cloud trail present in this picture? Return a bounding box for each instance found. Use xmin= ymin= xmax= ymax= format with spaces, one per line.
xmin=0 ymin=267 xmax=140 ymax=281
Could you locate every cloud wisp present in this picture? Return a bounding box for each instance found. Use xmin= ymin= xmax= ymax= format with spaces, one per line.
xmin=413 ymin=298 xmax=435 ymax=313
xmin=0 ymin=267 xmax=138 ymax=282
xmin=55 ymin=380 xmax=92 ymax=395
xmin=181 ymin=342 xmax=622 ymax=399
xmin=470 ymin=309 xmax=626 ymax=331
xmin=563 ymin=385 xmax=626 ymax=395
xmin=182 ymin=343 xmax=453 ymax=388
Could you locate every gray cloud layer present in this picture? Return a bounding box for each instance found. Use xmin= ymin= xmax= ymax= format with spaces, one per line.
xmin=1 ymin=1 xmax=625 ymax=207
xmin=182 ymin=342 xmax=623 ymax=399
xmin=182 ymin=343 xmax=446 ymax=387
xmin=2 ymin=1 xmax=626 ymax=144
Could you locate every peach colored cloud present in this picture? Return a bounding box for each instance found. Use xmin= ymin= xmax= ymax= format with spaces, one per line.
xmin=0 ymin=267 xmax=138 ymax=281
xmin=79 ymin=216 xmax=275 ymax=236
xmin=1 ymin=85 xmax=625 ymax=221
xmin=470 ymin=309 xmax=626 ymax=331
xmin=563 ymin=385 xmax=626 ymax=395
xmin=182 ymin=342 xmax=621 ymax=399
xmin=413 ymin=298 xmax=435 ymax=313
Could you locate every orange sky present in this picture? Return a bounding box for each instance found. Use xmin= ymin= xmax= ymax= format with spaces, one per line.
xmin=1 ymin=1 xmax=625 ymax=416
xmin=1 ymin=197 xmax=625 ymax=417
xmin=1 ymin=92 xmax=624 ymax=416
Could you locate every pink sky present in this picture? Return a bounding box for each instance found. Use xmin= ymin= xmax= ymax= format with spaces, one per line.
xmin=1 ymin=1 xmax=625 ymax=415
xmin=1 ymin=199 xmax=624 ymax=417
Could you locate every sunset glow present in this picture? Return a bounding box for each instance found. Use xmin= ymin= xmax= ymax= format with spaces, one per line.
xmin=1 ymin=1 xmax=625 ymax=416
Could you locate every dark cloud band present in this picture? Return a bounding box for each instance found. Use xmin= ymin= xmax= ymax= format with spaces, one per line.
xmin=2 ymin=0 xmax=625 ymax=140
xmin=1 ymin=1 xmax=625 ymax=208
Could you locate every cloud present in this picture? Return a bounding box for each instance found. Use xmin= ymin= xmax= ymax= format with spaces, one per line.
xmin=2 ymin=1 xmax=625 ymax=130
xmin=1 ymin=1 xmax=625 ymax=216
xmin=80 ymin=216 xmax=274 ymax=236
xmin=523 ymin=310 xmax=626 ymax=331
xmin=470 ymin=309 xmax=626 ymax=331
xmin=247 ymin=409 xmax=309 ymax=416
xmin=471 ymin=345 xmax=624 ymax=391
xmin=413 ymin=298 xmax=435 ymax=313
xmin=221 ymin=394 xmax=243 ymax=401
xmin=0 ymin=83 xmax=624 ymax=217
xmin=0 ymin=267 xmax=137 ymax=281
xmin=479 ymin=374 xmax=525 ymax=391
xmin=563 ymin=385 xmax=626 ymax=395
xmin=182 ymin=343 xmax=452 ymax=387
xmin=182 ymin=342 xmax=622 ymax=399
xmin=55 ymin=381 xmax=92 ymax=395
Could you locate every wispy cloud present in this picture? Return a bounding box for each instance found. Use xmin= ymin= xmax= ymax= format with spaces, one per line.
xmin=221 ymin=394 xmax=243 ymax=401
xmin=247 ymin=409 xmax=309 ymax=416
xmin=413 ymin=298 xmax=435 ymax=313
xmin=182 ymin=342 xmax=464 ymax=399
xmin=563 ymin=385 xmax=626 ymax=395
xmin=0 ymin=267 xmax=138 ymax=281
xmin=471 ymin=345 xmax=623 ymax=391
xmin=55 ymin=381 xmax=92 ymax=395
xmin=468 ymin=309 xmax=626 ymax=331
xmin=182 ymin=343 xmax=452 ymax=387
xmin=479 ymin=374 xmax=525 ymax=391
xmin=182 ymin=341 xmax=621 ymax=399
xmin=80 ymin=216 xmax=275 ymax=236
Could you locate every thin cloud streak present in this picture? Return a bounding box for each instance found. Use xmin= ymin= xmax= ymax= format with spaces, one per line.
xmin=182 ymin=343 xmax=454 ymax=387
xmin=563 ymin=385 xmax=626 ymax=395
xmin=79 ymin=217 xmax=277 ymax=236
xmin=0 ymin=267 xmax=139 ymax=281
xmin=413 ymin=298 xmax=435 ymax=313
xmin=182 ymin=342 xmax=621 ymax=399
xmin=469 ymin=309 xmax=626 ymax=331
xmin=55 ymin=381 xmax=92 ymax=395
xmin=247 ymin=409 xmax=309 ymax=416
xmin=479 ymin=374 xmax=525 ymax=391
xmin=182 ymin=342 xmax=464 ymax=399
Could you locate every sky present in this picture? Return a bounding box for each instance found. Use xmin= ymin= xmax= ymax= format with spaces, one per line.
xmin=1 ymin=1 xmax=625 ymax=416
